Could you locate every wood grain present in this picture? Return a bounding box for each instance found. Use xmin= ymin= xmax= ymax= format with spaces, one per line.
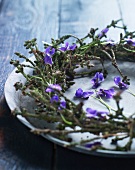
xmin=59 ymin=0 xmax=122 ymax=41
xmin=0 ymin=0 xmax=60 ymax=97
xmin=1 ymin=0 xmax=135 ymax=169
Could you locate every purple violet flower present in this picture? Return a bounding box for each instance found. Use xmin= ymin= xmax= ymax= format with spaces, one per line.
xmin=44 ymin=55 xmax=53 ymax=65
xmin=125 ymin=38 xmax=135 ymax=46
xmin=75 ymin=88 xmax=83 ymax=98
xmin=51 ymin=95 xmax=66 ymax=110
xmin=98 ymin=27 xmax=109 ymax=38
xmin=60 ymin=42 xmax=76 ymax=51
xmin=58 ymin=101 xmax=66 ymax=110
xmin=50 ymin=95 xmax=59 ymax=103
xmin=86 ymin=108 xmax=97 ymax=118
xmin=45 ymin=46 xmax=55 ymax=56
xmin=44 ymin=46 xmax=55 ymax=65
xmin=86 ymin=108 xmax=108 ymax=118
xmin=97 ymin=88 xmax=115 ymax=99
xmin=46 ymin=84 xmax=62 ymax=93
xmin=75 ymin=88 xmax=94 ymax=99
xmin=85 ymin=141 xmax=102 ymax=149
xmin=114 ymin=76 xmax=128 ymax=89
xmin=49 ymin=84 xmax=62 ymax=91
xmin=91 ymin=72 xmax=104 ymax=89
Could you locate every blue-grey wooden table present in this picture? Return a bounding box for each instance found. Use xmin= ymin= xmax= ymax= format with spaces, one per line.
xmin=0 ymin=0 xmax=135 ymax=169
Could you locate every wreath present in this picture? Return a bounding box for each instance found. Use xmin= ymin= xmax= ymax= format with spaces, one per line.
xmin=10 ymin=19 xmax=135 ymax=151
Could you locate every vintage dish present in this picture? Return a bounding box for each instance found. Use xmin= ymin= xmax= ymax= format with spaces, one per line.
xmin=4 ymin=56 xmax=135 ymax=157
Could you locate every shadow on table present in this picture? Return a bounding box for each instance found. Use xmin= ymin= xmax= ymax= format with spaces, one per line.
xmin=0 ymin=96 xmax=54 ymax=170
xmin=1 ymin=96 xmax=135 ymax=170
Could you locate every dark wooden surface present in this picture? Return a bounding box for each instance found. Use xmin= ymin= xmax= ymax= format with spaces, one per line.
xmin=0 ymin=0 xmax=135 ymax=169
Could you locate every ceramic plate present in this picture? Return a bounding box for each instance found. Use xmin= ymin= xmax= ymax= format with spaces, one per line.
xmin=4 ymin=56 xmax=135 ymax=157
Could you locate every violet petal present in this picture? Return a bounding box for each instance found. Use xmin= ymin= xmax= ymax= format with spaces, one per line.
xmin=75 ymin=88 xmax=83 ymax=98
xmin=44 ymin=55 xmax=53 ymax=65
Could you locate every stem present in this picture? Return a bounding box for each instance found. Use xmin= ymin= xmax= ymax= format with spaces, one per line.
xmin=65 ymin=132 xmax=127 ymax=147
xmin=111 ymin=49 xmax=125 ymax=78
xmin=101 ymin=49 xmax=125 ymax=78
xmin=67 ymin=34 xmax=83 ymax=45
xmin=125 ymin=119 xmax=134 ymax=150
xmin=60 ymin=113 xmax=73 ymax=125
xmin=91 ymin=96 xmax=116 ymax=112
xmin=101 ymin=49 xmax=112 ymax=60
xmin=42 ymin=41 xmax=64 ymax=53
xmin=75 ymin=69 xmax=102 ymax=77
xmin=128 ymin=89 xmax=135 ymax=97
